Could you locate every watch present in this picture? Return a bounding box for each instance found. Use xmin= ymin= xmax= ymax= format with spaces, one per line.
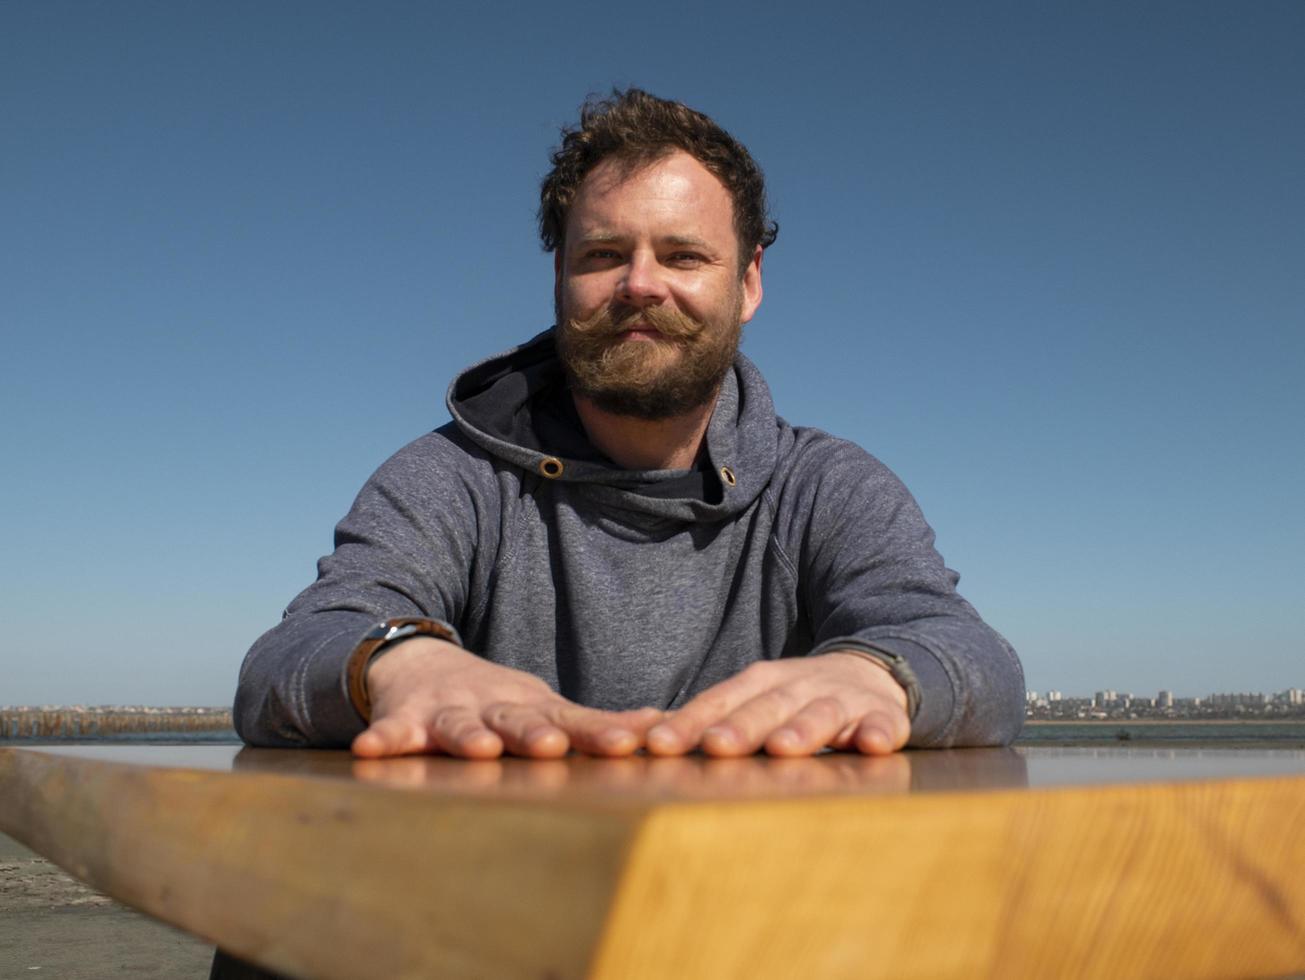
xmin=345 ymin=618 xmax=455 ymax=721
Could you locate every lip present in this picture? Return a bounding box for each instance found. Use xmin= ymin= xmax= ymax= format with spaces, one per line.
xmin=616 ymin=325 xmax=662 ymax=340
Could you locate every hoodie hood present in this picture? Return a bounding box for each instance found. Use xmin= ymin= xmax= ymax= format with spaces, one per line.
xmin=447 ymin=329 xmax=778 ymax=523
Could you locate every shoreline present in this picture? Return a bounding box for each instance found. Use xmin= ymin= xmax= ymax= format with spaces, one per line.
xmin=1023 ymin=718 xmax=1305 ymax=726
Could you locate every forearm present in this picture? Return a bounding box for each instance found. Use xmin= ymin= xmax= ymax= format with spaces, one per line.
xmin=793 ymin=437 xmax=1025 ymax=748
xmin=813 ymin=615 xmax=1024 ymax=748
xmin=233 ymin=609 xmax=380 ymax=747
xmin=235 ymin=436 xmax=481 ymax=746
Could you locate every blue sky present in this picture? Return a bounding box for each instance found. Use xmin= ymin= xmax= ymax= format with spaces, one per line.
xmin=2 ymin=1 xmax=1302 ymax=706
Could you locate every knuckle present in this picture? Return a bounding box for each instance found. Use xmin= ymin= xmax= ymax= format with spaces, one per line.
xmin=433 ymin=708 xmax=474 ymax=738
xmin=482 ymin=702 xmax=521 ymax=730
xmin=810 ymin=695 xmax=845 ymax=719
xmin=772 ymin=685 xmax=808 ymax=713
xmin=792 ymin=699 xmax=843 ymax=737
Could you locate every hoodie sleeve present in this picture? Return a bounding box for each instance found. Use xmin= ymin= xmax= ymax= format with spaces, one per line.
xmin=232 ymin=431 xmax=486 ymax=747
xmin=786 ymin=436 xmax=1025 ymax=748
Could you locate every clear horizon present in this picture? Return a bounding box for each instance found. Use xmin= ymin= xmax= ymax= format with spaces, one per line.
xmin=3 ymin=2 xmax=1302 ymax=706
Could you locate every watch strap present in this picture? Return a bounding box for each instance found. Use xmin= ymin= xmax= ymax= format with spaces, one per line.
xmin=346 ymin=617 xmax=455 ymax=722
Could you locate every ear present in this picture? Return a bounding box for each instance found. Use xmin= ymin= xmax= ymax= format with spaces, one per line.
xmin=739 ymin=245 xmax=764 ymax=324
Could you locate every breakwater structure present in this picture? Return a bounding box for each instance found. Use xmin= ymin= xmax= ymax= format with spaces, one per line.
xmin=1 ymin=705 xmax=235 ymax=740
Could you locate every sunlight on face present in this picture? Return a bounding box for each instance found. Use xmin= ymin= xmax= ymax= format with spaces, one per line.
xmin=556 ymin=151 xmax=760 ymax=419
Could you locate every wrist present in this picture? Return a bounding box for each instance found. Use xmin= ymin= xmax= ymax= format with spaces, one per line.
xmin=346 ymin=618 xmax=456 ymax=721
xmin=367 ymin=636 xmax=460 ymax=696
xmin=827 ymin=649 xmax=916 ymax=718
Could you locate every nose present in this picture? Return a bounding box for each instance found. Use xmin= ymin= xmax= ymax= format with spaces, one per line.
xmin=617 ymin=250 xmax=668 ymax=308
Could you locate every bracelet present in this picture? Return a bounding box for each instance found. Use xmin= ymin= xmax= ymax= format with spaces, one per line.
xmin=346 ymin=618 xmax=455 ymax=722
xmin=837 ymin=648 xmax=922 ymax=721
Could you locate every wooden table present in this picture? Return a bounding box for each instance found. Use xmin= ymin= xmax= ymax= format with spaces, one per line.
xmin=2 ymin=744 xmax=1303 ymax=979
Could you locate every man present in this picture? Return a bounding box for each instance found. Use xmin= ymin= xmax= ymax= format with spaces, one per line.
xmin=234 ymin=89 xmax=1024 ymax=759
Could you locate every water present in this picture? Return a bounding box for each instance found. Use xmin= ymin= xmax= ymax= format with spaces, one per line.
xmin=1018 ymin=721 xmax=1305 ymax=745
xmin=0 ymin=729 xmax=240 ymax=745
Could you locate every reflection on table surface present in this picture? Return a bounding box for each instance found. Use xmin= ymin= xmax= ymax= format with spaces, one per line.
xmin=10 ymin=742 xmax=1305 ymax=801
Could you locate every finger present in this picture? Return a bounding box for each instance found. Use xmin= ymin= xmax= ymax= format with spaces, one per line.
xmin=428 ymin=705 xmax=504 ymax=760
xmin=647 ymin=664 xmax=777 ymax=756
xmin=614 ymin=706 xmax=669 ymax=734
xmin=850 ymin=708 xmax=911 ymax=756
xmin=552 ymin=705 xmax=666 ymax=757
xmin=352 ymin=715 xmax=435 ymax=759
xmin=763 ymin=697 xmax=851 ymax=757
xmin=481 ymin=703 xmax=570 ymax=758
xmin=699 ymin=686 xmax=808 ymax=757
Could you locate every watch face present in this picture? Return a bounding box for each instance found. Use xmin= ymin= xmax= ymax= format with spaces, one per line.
xmin=377 ymin=622 xmax=422 ymax=644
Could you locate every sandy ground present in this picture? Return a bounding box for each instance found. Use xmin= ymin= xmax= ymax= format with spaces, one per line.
xmin=0 ymin=831 xmax=214 ymax=979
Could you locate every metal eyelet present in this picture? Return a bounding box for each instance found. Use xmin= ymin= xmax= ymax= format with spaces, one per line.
xmin=720 ymin=465 xmax=737 ymax=487
xmin=539 ymin=456 xmax=564 ymax=479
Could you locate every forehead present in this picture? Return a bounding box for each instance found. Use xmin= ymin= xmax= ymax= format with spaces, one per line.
xmin=567 ymin=150 xmax=736 ymax=244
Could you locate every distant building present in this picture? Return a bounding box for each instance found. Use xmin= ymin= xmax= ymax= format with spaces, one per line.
xmin=1207 ymin=692 xmax=1267 ymax=709
xmin=1025 ymin=685 xmax=1302 ymax=721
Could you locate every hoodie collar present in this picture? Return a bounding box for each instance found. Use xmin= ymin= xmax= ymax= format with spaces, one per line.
xmin=446 ymin=329 xmax=777 ymax=523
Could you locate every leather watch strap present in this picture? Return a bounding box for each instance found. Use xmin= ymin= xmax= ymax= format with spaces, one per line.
xmin=346 ymin=618 xmax=455 ymax=722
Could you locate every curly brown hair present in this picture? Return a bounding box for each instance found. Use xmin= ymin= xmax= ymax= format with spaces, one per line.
xmin=539 ymin=89 xmax=778 ymax=274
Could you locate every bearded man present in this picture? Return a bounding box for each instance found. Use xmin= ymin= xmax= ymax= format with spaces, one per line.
xmin=233 ymin=89 xmax=1025 ymax=759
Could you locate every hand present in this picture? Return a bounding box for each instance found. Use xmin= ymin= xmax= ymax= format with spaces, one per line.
xmin=645 ymin=653 xmax=910 ymax=758
xmin=351 ymin=638 xmax=663 ymax=760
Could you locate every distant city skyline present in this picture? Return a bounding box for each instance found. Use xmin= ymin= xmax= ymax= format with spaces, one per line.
xmin=1028 ymin=684 xmax=1304 ymax=699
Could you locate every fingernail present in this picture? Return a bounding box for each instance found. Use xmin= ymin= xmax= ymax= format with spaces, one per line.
xmin=599 ymin=729 xmax=633 ymax=752
xmin=703 ymin=725 xmax=735 ymax=746
xmin=647 ymin=725 xmax=677 ymax=752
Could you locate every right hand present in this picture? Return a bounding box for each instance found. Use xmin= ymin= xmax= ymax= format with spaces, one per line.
xmin=351 ymin=638 xmax=663 ymax=760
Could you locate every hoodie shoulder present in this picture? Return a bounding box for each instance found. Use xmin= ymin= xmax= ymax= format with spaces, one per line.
xmin=773 ymin=425 xmax=905 ymax=498
xmin=379 ymin=422 xmax=500 ymax=482
xmin=358 ymin=422 xmax=519 ymax=526
xmin=767 ymin=424 xmax=922 ymax=557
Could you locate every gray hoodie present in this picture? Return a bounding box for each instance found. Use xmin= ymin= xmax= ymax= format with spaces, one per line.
xmin=233 ymin=331 xmax=1024 ymax=748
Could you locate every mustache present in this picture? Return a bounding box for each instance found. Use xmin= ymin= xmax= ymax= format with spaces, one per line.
xmin=564 ymin=303 xmax=703 ymax=341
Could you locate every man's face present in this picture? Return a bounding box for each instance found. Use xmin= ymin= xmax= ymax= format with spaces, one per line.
xmin=555 ymin=150 xmax=763 ymax=420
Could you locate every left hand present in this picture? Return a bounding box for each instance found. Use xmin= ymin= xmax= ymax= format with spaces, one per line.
xmin=645 ymin=653 xmax=910 ymax=757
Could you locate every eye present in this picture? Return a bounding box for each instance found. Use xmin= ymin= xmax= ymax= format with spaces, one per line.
xmin=668 ymin=252 xmax=705 ymax=266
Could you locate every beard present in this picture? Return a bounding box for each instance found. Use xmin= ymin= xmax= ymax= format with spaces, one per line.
xmin=556 ymin=298 xmax=742 ymax=421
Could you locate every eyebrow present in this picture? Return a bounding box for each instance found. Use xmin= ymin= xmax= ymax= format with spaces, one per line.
xmin=664 ymin=235 xmax=711 ymax=248
xmin=571 ymin=232 xmax=714 ymax=250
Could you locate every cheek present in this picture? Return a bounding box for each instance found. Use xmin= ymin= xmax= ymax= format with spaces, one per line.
xmin=560 ymin=277 xmax=607 ymax=320
xmin=678 ymin=279 xmax=739 ymax=319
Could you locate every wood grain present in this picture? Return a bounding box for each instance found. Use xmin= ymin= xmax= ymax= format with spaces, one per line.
xmin=2 ymin=746 xmax=1303 ymax=980
xmin=591 ymin=779 xmax=1305 ymax=979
